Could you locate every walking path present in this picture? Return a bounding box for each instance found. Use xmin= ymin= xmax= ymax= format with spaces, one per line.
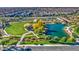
xmin=16 ymin=28 xmax=39 ymax=46
xmin=2 ymin=29 xmax=10 ymax=37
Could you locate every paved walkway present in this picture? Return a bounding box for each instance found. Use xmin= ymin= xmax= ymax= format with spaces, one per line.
xmin=16 ymin=29 xmax=39 ymax=46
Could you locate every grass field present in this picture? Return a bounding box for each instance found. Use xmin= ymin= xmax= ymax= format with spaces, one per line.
xmin=5 ymin=22 xmax=27 ymax=35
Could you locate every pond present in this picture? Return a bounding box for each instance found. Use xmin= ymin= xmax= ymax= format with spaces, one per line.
xmin=45 ymin=24 xmax=68 ymax=37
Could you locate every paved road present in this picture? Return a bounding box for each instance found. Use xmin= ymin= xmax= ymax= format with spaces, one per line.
xmin=28 ymin=46 xmax=79 ymax=51
xmin=1 ymin=45 xmax=79 ymax=51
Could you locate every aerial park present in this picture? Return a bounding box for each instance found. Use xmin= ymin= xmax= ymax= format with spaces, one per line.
xmin=0 ymin=7 xmax=79 ymax=51
xmin=0 ymin=17 xmax=77 ymax=45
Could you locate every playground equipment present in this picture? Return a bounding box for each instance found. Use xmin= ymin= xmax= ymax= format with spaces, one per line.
xmin=32 ymin=19 xmax=43 ymax=29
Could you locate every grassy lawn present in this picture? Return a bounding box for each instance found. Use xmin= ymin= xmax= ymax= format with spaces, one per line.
xmin=75 ymin=27 xmax=79 ymax=35
xmin=5 ymin=22 xmax=28 ymax=35
xmin=21 ymin=40 xmax=50 ymax=45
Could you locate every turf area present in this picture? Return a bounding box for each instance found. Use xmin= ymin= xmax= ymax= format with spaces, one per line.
xmin=5 ymin=22 xmax=27 ymax=35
